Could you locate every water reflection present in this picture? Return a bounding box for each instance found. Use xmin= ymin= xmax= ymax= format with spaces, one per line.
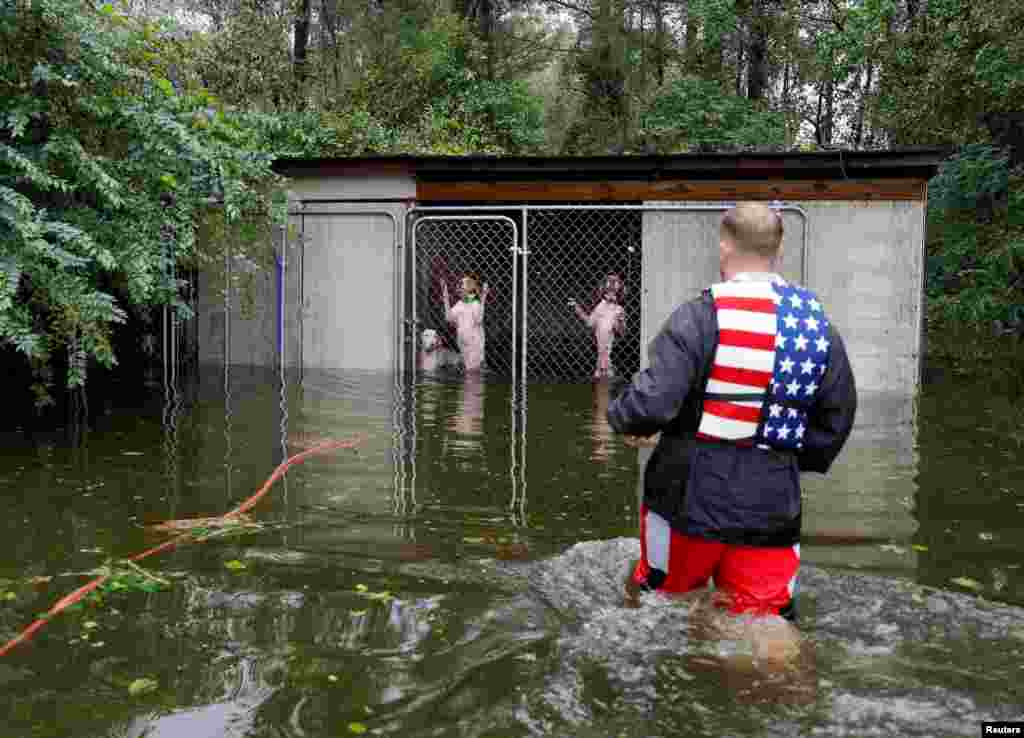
xmin=5 ymin=366 xmax=1024 ymax=738
xmin=448 ymin=372 xmax=485 ymax=441
xmin=801 ymin=391 xmax=919 ymax=574
xmin=589 ymin=380 xmax=615 ymax=462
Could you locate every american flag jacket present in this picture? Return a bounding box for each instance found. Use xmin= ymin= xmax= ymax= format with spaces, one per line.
xmin=696 ymin=277 xmax=831 ymax=451
xmin=606 ymin=274 xmax=857 ymax=546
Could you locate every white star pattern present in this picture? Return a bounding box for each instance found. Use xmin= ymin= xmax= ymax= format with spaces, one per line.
xmin=755 ymin=282 xmax=831 ymax=451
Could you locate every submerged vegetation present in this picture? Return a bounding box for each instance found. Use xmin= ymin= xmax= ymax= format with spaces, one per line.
xmin=1 ymin=0 xmax=1022 ymax=402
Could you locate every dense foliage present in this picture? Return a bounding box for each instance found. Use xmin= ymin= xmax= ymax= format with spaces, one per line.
xmin=926 ymin=146 xmax=1024 ymax=329
xmin=0 ymin=0 xmax=292 ymax=404
xmin=1 ymin=0 xmax=1023 ymax=403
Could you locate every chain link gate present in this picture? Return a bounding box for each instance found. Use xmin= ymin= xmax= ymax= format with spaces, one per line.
xmin=408 ymin=204 xmax=807 ymax=384
xmin=410 ymin=215 xmax=520 ymax=378
xmin=525 ymin=209 xmax=643 ymax=382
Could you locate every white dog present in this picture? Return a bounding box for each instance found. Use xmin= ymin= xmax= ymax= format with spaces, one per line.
xmin=419 ymin=328 xmax=460 ymax=372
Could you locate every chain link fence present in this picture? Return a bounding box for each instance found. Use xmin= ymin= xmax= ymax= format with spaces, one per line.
xmin=525 ymin=209 xmax=642 ymax=382
xmin=412 ymin=216 xmax=518 ymax=377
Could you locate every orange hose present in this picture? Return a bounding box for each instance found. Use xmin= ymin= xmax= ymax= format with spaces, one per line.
xmin=0 ymin=436 xmax=363 ymax=658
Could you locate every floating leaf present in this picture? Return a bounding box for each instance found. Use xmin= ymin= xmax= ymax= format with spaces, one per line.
xmin=224 ymin=560 xmax=247 ymax=571
xmin=365 ymin=591 xmax=391 ymax=601
xmin=911 ymin=544 xmax=929 ymax=552
xmin=354 ymin=584 xmax=368 ymax=593
xmin=128 ymin=678 xmax=158 ymax=696
xmin=328 ymin=674 xmax=339 ymax=682
xmin=2 ymin=592 xmax=16 ymax=601
xmin=950 ymin=576 xmax=983 ymax=591
xmin=83 ymin=621 xmax=99 ymax=630
xmin=350 ymin=609 xmax=367 ymax=616
xmin=348 ymin=723 xmax=367 ymax=735
xmin=462 ymin=537 xmax=485 ymax=544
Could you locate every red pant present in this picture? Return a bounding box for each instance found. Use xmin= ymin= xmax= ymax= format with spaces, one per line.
xmin=632 ymin=506 xmax=799 ymax=617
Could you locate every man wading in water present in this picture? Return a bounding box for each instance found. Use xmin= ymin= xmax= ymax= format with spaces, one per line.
xmin=608 ymin=202 xmax=857 ymax=621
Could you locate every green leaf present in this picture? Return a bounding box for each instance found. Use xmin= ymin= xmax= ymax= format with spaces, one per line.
xmin=224 ymin=559 xmax=247 ymax=571
xmin=347 ymin=723 xmax=368 ymax=735
xmin=950 ymin=576 xmax=983 ymax=591
xmin=128 ymin=678 xmax=159 ymax=696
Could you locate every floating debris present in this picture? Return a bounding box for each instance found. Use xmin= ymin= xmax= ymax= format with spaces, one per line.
xmin=950 ymin=576 xmax=983 ymax=591
xmin=128 ymin=677 xmax=159 ymax=696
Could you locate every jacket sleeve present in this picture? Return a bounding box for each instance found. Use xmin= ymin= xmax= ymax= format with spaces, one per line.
xmin=607 ymin=298 xmax=709 ymax=437
xmin=798 ymin=322 xmax=857 ymax=473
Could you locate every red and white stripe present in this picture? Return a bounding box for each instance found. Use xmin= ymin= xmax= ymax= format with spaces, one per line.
xmin=696 ymin=281 xmax=778 ymax=442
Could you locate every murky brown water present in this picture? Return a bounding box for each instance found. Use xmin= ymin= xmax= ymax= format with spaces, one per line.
xmin=1 ymin=362 xmax=1023 ymax=737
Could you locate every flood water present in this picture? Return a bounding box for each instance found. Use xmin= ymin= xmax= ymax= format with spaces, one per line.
xmin=1 ymin=362 xmax=1023 ymax=737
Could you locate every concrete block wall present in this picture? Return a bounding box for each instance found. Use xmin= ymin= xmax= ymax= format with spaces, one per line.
xmin=196 ymin=234 xmax=290 ymax=369
xmin=640 ymin=200 xmax=926 ymax=395
xmin=801 ymin=201 xmax=925 ymax=394
xmin=197 ymin=173 xmax=413 ymax=372
xmin=640 ymin=205 xmax=806 ymax=362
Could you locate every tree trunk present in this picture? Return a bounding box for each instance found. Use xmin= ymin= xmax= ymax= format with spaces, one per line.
xmin=736 ymin=42 xmax=745 ymax=96
xmin=653 ymin=0 xmax=665 ymax=85
xmin=854 ymin=61 xmax=874 ymax=147
xmin=685 ymin=0 xmax=700 ymax=71
xmin=319 ymin=0 xmax=340 ymax=95
xmin=822 ymin=75 xmax=834 ymax=145
xmin=746 ymin=0 xmax=769 ymax=101
xmin=293 ymin=0 xmax=312 ymax=108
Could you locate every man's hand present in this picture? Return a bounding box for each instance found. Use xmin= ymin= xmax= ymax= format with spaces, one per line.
xmin=623 ymin=432 xmax=660 ymax=448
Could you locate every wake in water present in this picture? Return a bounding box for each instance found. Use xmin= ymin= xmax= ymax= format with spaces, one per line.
xmin=501 ymin=538 xmax=1024 ymax=738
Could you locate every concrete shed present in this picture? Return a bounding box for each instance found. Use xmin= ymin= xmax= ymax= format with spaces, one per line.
xmin=198 ymin=150 xmax=944 ymax=394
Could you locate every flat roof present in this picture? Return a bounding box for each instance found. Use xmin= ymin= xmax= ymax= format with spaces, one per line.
xmin=273 ymin=148 xmax=949 ymax=181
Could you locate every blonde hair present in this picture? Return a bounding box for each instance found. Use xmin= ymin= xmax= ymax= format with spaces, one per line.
xmin=721 ymin=203 xmax=784 ymax=259
xmin=461 ymin=273 xmax=481 ymax=295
